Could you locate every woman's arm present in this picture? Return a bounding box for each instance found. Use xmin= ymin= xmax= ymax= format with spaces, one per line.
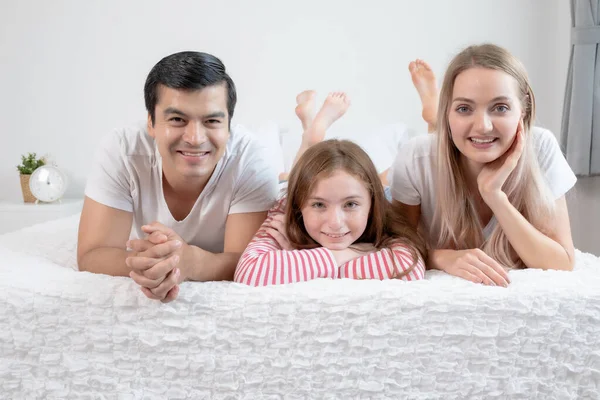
xmin=477 ymin=128 xmax=574 ymax=271
xmin=483 ymin=193 xmax=574 ymax=270
xmin=393 ymin=200 xmax=510 ymax=285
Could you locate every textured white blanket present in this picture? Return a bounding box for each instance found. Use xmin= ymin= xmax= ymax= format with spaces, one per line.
xmin=1 ymin=216 xmax=599 ymax=399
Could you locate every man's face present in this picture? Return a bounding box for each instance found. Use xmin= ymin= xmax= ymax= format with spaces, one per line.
xmin=148 ymin=84 xmax=230 ymax=184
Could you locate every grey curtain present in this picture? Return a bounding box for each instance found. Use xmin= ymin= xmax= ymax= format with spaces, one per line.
xmin=561 ymin=0 xmax=600 ymax=176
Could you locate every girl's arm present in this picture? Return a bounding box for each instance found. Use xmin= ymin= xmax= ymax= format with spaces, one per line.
xmin=338 ymin=243 xmax=426 ymax=281
xmin=234 ymin=203 xmax=338 ymax=286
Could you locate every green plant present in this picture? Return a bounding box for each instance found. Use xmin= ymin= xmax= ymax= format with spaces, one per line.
xmin=16 ymin=152 xmax=46 ymax=175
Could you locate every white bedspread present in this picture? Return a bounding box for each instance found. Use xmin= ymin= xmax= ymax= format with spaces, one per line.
xmin=1 ymin=216 xmax=599 ymax=399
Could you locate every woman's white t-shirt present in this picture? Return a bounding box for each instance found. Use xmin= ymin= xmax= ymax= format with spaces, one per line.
xmin=389 ymin=127 xmax=577 ymax=244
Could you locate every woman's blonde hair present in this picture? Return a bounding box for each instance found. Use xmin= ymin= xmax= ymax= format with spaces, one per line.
xmin=434 ymin=43 xmax=555 ymax=268
xmin=286 ymin=139 xmax=427 ymax=278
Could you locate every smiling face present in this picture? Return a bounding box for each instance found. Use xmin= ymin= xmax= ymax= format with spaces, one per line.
xmin=147 ymin=83 xmax=230 ymax=188
xmin=448 ymin=67 xmax=524 ymax=169
xmin=300 ymin=170 xmax=371 ymax=250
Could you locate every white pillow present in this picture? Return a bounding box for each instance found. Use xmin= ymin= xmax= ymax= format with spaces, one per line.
xmin=279 ymin=122 xmax=412 ymax=173
xmin=232 ymin=121 xmax=285 ymax=174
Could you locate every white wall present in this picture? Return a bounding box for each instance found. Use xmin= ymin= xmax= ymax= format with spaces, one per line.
xmin=5 ymin=0 xmax=598 ymax=254
xmin=0 ymin=0 xmax=567 ymax=199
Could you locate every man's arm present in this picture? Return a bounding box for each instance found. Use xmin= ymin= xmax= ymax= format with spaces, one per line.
xmin=183 ymin=211 xmax=267 ymax=281
xmin=77 ymin=196 xmax=133 ymax=276
xmin=126 ymin=211 xmax=268 ymax=302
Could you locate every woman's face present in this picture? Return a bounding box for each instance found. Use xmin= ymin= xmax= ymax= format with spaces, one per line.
xmin=448 ymin=67 xmax=524 ymax=167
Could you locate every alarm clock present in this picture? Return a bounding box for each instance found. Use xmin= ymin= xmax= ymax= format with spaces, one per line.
xmin=29 ymin=165 xmax=68 ymax=203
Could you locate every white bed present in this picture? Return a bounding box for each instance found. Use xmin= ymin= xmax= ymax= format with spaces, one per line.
xmin=1 ymin=215 xmax=599 ymax=399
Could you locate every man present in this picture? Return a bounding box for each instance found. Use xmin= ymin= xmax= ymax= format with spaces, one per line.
xmin=77 ymin=51 xmax=278 ymax=302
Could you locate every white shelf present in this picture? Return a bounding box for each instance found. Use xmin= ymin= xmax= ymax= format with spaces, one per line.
xmin=0 ymin=198 xmax=83 ymax=234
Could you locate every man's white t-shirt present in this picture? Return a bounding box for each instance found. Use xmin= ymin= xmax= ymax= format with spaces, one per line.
xmin=85 ymin=123 xmax=279 ymax=253
xmin=389 ymin=127 xmax=577 ymax=244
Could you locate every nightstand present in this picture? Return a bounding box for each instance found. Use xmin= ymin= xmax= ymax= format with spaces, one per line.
xmin=0 ymin=198 xmax=83 ymax=235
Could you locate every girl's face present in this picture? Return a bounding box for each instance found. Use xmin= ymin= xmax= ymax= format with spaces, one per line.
xmin=301 ymin=170 xmax=371 ymax=251
xmin=448 ymin=67 xmax=524 ymax=168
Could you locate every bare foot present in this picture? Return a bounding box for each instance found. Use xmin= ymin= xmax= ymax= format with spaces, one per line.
xmin=378 ymin=168 xmax=390 ymax=186
xmin=295 ymin=90 xmax=317 ymax=131
xmin=409 ymin=59 xmax=438 ymax=130
xmin=278 ymin=172 xmax=289 ymax=182
xmin=304 ymin=92 xmax=351 ymax=145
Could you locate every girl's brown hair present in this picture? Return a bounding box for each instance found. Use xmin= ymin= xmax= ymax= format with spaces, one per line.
xmin=285 ymin=139 xmax=427 ymax=277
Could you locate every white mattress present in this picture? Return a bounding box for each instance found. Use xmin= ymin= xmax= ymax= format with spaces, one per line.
xmin=1 ymin=215 xmax=599 ymax=399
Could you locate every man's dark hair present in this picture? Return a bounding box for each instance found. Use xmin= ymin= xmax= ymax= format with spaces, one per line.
xmin=144 ymin=51 xmax=237 ymax=126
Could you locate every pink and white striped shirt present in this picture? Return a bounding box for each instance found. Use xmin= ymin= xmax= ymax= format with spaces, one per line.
xmin=234 ymin=199 xmax=426 ymax=286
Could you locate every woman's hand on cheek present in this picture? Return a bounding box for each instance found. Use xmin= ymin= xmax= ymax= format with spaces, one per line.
xmin=477 ymin=119 xmax=525 ymax=204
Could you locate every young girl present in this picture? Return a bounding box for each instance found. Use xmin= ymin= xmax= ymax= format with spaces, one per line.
xmin=234 ymin=93 xmax=427 ymax=286
xmin=390 ymin=43 xmax=577 ymax=287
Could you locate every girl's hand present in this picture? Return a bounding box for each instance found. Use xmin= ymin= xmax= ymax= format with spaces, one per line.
xmin=477 ymin=120 xmax=525 ymax=203
xmin=350 ymin=243 xmax=377 ymax=252
xmin=265 ymin=213 xmax=293 ymax=250
xmin=330 ymin=243 xmax=376 ymax=266
xmin=432 ymin=248 xmax=511 ymax=287
xmin=329 ymin=248 xmax=365 ymax=266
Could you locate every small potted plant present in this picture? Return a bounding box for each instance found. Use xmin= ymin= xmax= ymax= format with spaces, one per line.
xmin=16 ymin=152 xmax=46 ymax=203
